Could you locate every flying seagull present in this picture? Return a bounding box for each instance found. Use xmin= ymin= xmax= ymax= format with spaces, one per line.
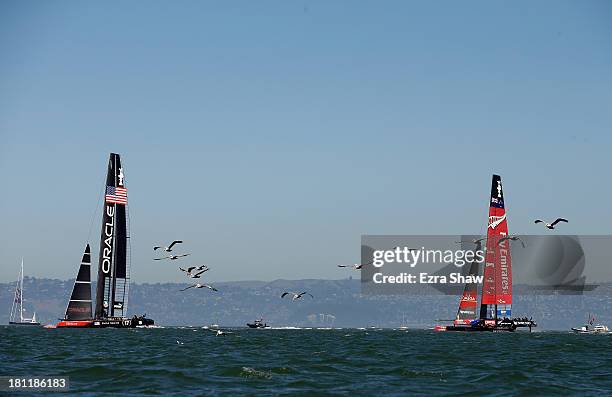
xmin=180 ymin=283 xmax=218 ymax=292
xmin=179 ymin=265 xmax=209 ymax=275
xmin=281 ymin=291 xmax=313 ymax=301
xmin=337 ymin=263 xmax=366 ymax=270
xmin=337 ymin=258 xmax=376 ymax=269
xmin=337 ymin=247 xmax=414 ymax=270
xmin=455 ymin=237 xmax=486 ymax=245
xmin=153 ymin=240 xmax=183 ymax=252
xmin=534 ymin=218 xmax=568 ymax=230
xmin=186 ymin=269 xmax=209 ymax=279
xmin=498 ymin=235 xmax=526 ymax=248
xmin=154 ymin=254 xmax=191 ymax=261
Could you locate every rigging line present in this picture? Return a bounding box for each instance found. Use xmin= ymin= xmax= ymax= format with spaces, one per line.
xmin=122 ymin=159 xmax=132 ymax=314
xmin=87 ymin=168 xmax=107 ymax=244
xmin=10 ymin=266 xmax=20 ymax=321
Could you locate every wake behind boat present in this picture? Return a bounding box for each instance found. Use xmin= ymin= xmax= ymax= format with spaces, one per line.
xmin=56 ymin=153 xmax=154 ymax=329
xmin=8 ymin=259 xmax=41 ymax=326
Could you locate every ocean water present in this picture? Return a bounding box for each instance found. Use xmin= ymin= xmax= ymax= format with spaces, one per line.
xmin=2 ymin=326 xmax=611 ymax=396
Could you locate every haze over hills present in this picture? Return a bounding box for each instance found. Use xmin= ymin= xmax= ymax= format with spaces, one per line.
xmin=2 ymin=277 xmax=611 ymax=330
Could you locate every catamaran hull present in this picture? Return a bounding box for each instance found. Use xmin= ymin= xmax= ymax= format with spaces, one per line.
xmin=56 ymin=318 xmax=154 ymax=328
xmin=435 ymin=325 xmax=517 ymax=332
xmin=435 ymin=320 xmax=535 ymax=332
xmin=9 ymin=321 xmax=41 ymax=326
xmin=247 ymin=323 xmax=270 ymax=329
xmin=56 ymin=320 xmax=93 ymax=328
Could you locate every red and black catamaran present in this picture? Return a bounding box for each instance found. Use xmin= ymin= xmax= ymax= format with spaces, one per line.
xmin=57 ymin=153 xmax=153 ymax=328
xmin=436 ymin=174 xmax=536 ymax=332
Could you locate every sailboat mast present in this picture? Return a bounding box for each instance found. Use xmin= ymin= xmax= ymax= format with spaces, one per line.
xmin=9 ymin=265 xmax=19 ymax=322
xmin=479 ymin=174 xmax=512 ymax=320
xmin=94 ymin=153 xmax=129 ymax=319
xmin=110 ymin=230 xmax=117 ymax=317
xmin=19 ymin=259 xmax=24 ymax=322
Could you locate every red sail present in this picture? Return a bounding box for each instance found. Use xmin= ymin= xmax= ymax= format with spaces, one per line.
xmin=481 ymin=175 xmax=512 ymax=307
xmin=455 ymin=288 xmax=479 ymax=324
xmin=455 ymin=240 xmax=482 ymax=323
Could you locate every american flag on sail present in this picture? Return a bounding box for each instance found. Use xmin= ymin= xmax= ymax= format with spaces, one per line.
xmin=105 ymin=186 xmax=128 ymax=205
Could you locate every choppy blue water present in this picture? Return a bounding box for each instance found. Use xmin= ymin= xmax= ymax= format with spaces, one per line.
xmin=2 ymin=326 xmax=611 ymax=396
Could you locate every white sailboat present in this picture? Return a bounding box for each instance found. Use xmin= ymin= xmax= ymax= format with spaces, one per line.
xmin=398 ymin=313 xmax=409 ymax=330
xmin=9 ymin=259 xmax=41 ymax=326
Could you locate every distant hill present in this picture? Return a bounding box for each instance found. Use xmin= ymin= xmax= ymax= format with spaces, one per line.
xmin=1 ymin=277 xmax=610 ymax=330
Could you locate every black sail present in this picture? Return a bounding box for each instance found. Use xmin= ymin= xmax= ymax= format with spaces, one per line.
xmin=94 ymin=153 xmax=129 ymax=319
xmin=65 ymin=244 xmax=92 ymax=320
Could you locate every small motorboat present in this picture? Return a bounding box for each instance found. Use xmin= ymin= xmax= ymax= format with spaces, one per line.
xmin=571 ymin=314 xmax=610 ymax=334
xmin=247 ymin=318 xmax=269 ymax=329
xmin=571 ymin=324 xmax=610 ymax=334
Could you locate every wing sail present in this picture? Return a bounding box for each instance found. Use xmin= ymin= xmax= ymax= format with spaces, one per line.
xmin=64 ymin=244 xmax=92 ymax=320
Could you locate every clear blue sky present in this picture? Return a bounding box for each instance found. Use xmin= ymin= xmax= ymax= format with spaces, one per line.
xmin=1 ymin=1 xmax=610 ymax=283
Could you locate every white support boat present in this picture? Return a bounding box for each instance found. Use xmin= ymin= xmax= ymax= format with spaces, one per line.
xmin=571 ymin=314 xmax=610 ymax=334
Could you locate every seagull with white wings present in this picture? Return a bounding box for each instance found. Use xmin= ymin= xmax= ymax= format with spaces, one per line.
xmin=455 ymin=237 xmax=486 ymax=245
xmin=187 ymin=269 xmax=209 ymax=279
xmin=498 ymin=235 xmax=526 ymax=248
xmin=337 ymin=263 xmax=366 ymax=270
xmin=154 ymin=254 xmax=191 ymax=261
xmin=534 ymin=218 xmax=568 ymax=230
xmin=180 ymin=283 xmax=218 ymax=292
xmin=337 ymin=247 xmax=412 ymax=270
xmin=281 ymin=291 xmax=313 ymax=301
xmin=179 ymin=265 xmax=209 ymax=278
xmin=179 ymin=265 xmax=208 ymax=273
xmin=153 ymin=240 xmax=183 ymax=252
